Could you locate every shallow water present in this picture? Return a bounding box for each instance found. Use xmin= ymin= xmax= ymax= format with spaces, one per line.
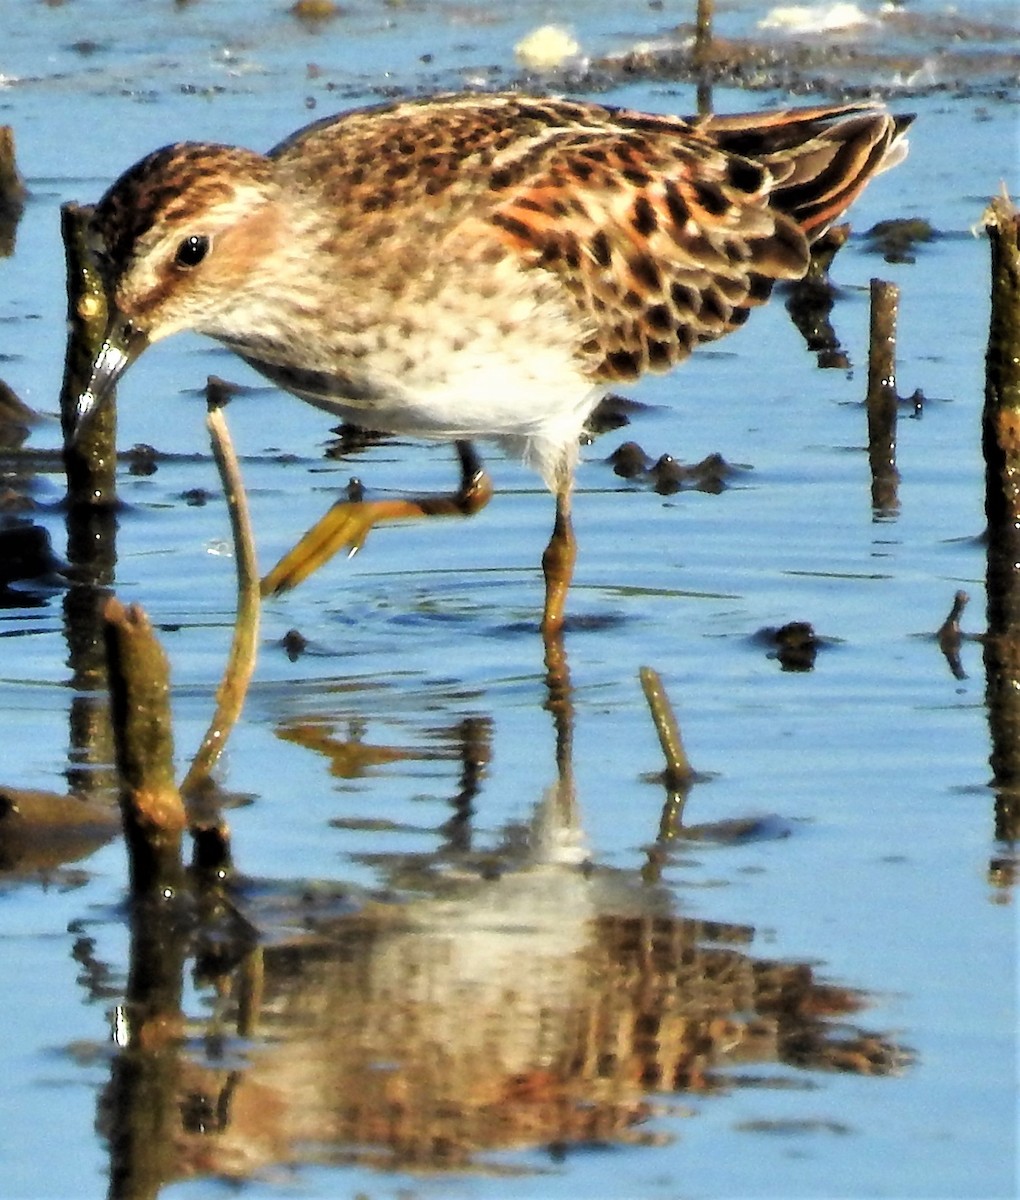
xmin=0 ymin=2 xmax=1018 ymax=1198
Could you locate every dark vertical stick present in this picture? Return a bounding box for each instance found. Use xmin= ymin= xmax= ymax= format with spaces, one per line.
xmin=982 ymin=195 xmax=1020 ymax=566
xmin=105 ymin=893 xmax=187 ymax=1200
xmin=60 ymin=202 xmax=117 ymax=502
xmin=60 ymin=203 xmax=120 ymax=798
xmin=980 ymin=194 xmax=1020 ymax=856
xmin=100 ymin=596 xmax=187 ymax=1195
xmin=866 ymin=277 xmax=900 ymax=516
xmin=694 ymin=0 xmax=714 ymax=115
xmin=65 ymin=542 xmax=120 ymax=802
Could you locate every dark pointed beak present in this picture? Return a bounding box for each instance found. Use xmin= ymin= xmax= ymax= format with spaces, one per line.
xmin=71 ymin=313 xmax=149 ymax=440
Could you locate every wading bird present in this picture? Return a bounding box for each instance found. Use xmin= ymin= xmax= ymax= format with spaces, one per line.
xmin=75 ymin=93 xmax=911 ymax=636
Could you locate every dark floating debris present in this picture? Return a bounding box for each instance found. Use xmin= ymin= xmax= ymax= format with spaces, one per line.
xmin=650 ymin=454 xmax=688 ymax=495
xmin=607 ymin=440 xmax=652 ymax=479
xmin=0 ymin=379 xmax=40 ymax=450
xmin=585 ymin=391 xmax=648 ymax=438
xmin=0 ymin=785 xmax=118 ymax=875
xmin=126 ymin=442 xmax=159 ymax=477
xmin=325 ymin=422 xmax=391 ymax=458
xmin=0 ymin=521 xmax=66 ymax=604
xmin=755 ymin=621 xmax=823 ymax=672
xmin=281 ymin=628 xmax=309 ymax=661
xmin=0 ymin=521 xmax=64 ymax=582
xmin=607 ymin=443 xmax=741 ymax=495
xmin=864 ymin=218 xmax=938 ymax=264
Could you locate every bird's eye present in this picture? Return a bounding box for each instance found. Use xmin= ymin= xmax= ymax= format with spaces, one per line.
xmin=174 ymin=234 xmax=210 ymax=268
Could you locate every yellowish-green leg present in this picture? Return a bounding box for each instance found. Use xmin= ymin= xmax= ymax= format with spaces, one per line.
xmin=540 ymin=477 xmax=576 ymax=639
xmin=261 ymin=440 xmax=493 ymax=596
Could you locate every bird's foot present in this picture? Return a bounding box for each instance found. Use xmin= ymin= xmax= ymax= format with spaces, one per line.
xmin=261 ymin=499 xmax=390 ymax=595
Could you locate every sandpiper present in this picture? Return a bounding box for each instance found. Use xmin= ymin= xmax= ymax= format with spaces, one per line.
xmin=75 ymin=93 xmax=911 ymax=634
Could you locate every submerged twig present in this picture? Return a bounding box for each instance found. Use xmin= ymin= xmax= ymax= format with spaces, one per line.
xmin=104 ymin=597 xmax=187 ymax=897
xmin=639 ymin=666 xmax=696 ymax=788
xmin=180 ymin=379 xmax=261 ymax=802
xmin=866 ymin=277 xmax=901 ymax=516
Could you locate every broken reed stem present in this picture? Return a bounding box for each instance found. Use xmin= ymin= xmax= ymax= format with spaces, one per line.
xmin=103 ymin=597 xmax=186 ymax=897
xmin=866 ymin=277 xmax=901 ymax=514
xmin=639 ymin=666 xmax=695 ymax=786
xmin=60 ymin=201 xmax=117 ymax=506
xmin=179 ymin=379 xmax=261 ymax=801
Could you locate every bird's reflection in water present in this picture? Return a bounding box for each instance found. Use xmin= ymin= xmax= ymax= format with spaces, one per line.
xmin=102 ymin=641 xmax=907 ymax=1186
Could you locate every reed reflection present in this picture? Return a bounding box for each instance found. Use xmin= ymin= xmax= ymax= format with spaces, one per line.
xmin=95 ymin=642 xmax=907 ymax=1187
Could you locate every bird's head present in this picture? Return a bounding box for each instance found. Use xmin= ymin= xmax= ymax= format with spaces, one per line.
xmin=74 ymin=142 xmax=280 ymax=435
